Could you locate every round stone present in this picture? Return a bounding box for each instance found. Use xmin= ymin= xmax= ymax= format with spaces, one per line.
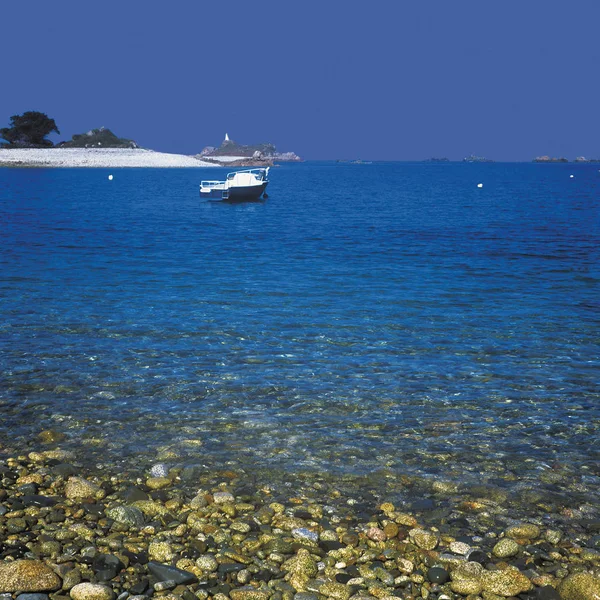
xmin=427 ymin=567 xmax=449 ymax=584
xmin=148 ymin=541 xmax=175 ymax=562
xmin=505 ymin=523 xmax=541 ymax=539
xmin=105 ymin=506 xmax=144 ymax=528
xmin=482 ymin=566 xmax=532 ymax=596
xmin=196 ymin=555 xmax=218 ymax=572
xmin=292 ymin=527 xmax=319 ymax=542
xmin=0 ymin=560 xmax=61 ymax=593
xmin=366 ymin=527 xmax=386 ymax=542
xmin=150 ymin=463 xmax=169 ymax=478
xmin=64 ymin=477 xmax=105 ymax=500
xmin=492 ymin=538 xmax=520 ymax=558
xmin=70 ymin=584 xmax=115 ymax=600
xmin=213 ymin=491 xmax=235 ymax=504
xmin=558 ymin=572 xmax=600 ymax=600
xmin=449 ymin=541 xmax=471 ymax=555
xmin=410 ymin=528 xmax=439 ymax=550
xmin=145 ymin=477 xmax=171 ymax=490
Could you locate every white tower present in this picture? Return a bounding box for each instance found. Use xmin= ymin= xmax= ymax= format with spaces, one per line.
xmin=225 ymin=133 xmax=230 ymax=141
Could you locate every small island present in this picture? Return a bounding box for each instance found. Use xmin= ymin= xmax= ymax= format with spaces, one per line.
xmin=533 ymin=156 xmax=569 ymax=163
xmin=197 ymin=133 xmax=302 ymax=167
xmin=463 ymin=154 xmax=494 ymax=163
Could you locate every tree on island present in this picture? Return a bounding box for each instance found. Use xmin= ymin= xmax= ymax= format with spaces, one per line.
xmin=0 ymin=111 xmax=60 ymax=147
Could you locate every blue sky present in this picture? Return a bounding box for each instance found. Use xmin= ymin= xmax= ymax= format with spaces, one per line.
xmin=2 ymin=0 xmax=599 ymax=160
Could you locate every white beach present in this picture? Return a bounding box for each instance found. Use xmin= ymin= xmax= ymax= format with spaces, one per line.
xmin=0 ymin=148 xmax=218 ymax=168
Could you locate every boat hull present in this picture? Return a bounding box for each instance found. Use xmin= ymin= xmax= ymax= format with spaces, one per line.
xmin=200 ymin=182 xmax=268 ymax=202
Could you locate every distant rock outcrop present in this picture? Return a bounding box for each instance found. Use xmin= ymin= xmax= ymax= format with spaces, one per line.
xmin=198 ymin=135 xmax=301 ymax=166
xmin=574 ymin=156 xmax=600 ymax=163
xmin=463 ymin=154 xmax=494 ymax=163
xmin=58 ymin=127 xmax=138 ymax=149
xmin=533 ymin=156 xmax=569 ymax=163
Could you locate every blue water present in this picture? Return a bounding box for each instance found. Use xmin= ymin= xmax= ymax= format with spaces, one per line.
xmin=1 ymin=162 xmax=599 ymax=491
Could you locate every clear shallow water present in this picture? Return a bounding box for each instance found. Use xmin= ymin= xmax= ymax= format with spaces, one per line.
xmin=1 ymin=162 xmax=599 ymax=491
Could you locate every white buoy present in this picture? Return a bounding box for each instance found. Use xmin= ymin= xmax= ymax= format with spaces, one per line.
xmin=108 ymin=174 xmax=113 ymax=180
xmin=570 ymin=174 xmax=574 ymax=178
xmin=477 ymin=183 xmax=483 ymax=188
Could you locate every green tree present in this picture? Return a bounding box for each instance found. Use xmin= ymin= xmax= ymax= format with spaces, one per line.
xmin=0 ymin=111 xmax=60 ymax=147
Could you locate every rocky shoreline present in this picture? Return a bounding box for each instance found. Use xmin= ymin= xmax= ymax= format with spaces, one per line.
xmin=0 ymin=149 xmax=217 ymax=168
xmin=1 ymin=440 xmax=600 ymax=600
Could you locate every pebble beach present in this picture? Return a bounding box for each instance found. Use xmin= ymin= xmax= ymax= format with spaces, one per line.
xmin=1 ymin=439 xmax=600 ymax=600
xmin=0 ymin=149 xmax=217 ymax=168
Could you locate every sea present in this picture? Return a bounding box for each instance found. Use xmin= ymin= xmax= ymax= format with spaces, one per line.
xmin=1 ymin=162 xmax=599 ymax=508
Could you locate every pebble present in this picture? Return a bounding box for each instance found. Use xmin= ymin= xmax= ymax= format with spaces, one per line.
xmin=449 ymin=541 xmax=471 ymax=555
xmin=366 ymin=527 xmax=386 ymax=542
xmin=409 ymin=528 xmax=439 ymax=550
xmin=558 ymin=572 xmax=600 ymax=600
xmin=105 ymin=506 xmax=145 ymax=528
xmin=505 ymin=523 xmax=541 ymax=539
xmin=196 ymin=555 xmax=218 ymax=572
xmin=145 ymin=477 xmax=171 ymax=490
xmin=493 ymin=537 xmax=521 ymax=558
xmin=70 ymin=583 xmax=115 ymax=600
xmin=0 ymin=560 xmax=61 ymax=593
xmin=292 ymin=527 xmax=319 ymax=542
xmin=213 ymin=491 xmax=235 ymax=504
xmin=148 ymin=541 xmax=175 ymax=562
xmin=146 ymin=562 xmax=197 ymax=585
xmin=482 ymin=566 xmax=532 ymax=596
xmin=427 ymin=567 xmax=450 ymax=584
xmin=64 ymin=477 xmax=105 ymax=500
xmin=150 ymin=463 xmax=170 ymax=477
xmin=229 ymin=589 xmax=270 ymax=600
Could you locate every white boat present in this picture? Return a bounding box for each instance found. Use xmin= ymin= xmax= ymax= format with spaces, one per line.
xmin=199 ymin=168 xmax=269 ymax=201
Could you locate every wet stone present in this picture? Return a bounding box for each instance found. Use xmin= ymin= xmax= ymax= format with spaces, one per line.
xmin=196 ymin=554 xmax=218 ymax=572
xmin=292 ymin=528 xmax=319 ymax=543
xmin=449 ymin=541 xmax=471 ymax=555
xmin=535 ymin=585 xmax=561 ymax=600
xmin=0 ymin=560 xmax=61 ymax=593
xmin=120 ymin=487 xmax=149 ymax=504
xmin=294 ymin=594 xmax=319 ymax=600
xmin=106 ymin=506 xmax=145 ymax=528
xmin=493 ymin=538 xmax=520 ymax=558
xmin=427 ymin=567 xmax=449 ymax=584
xmin=150 ymin=463 xmax=170 ymax=478
xmin=147 ymin=561 xmax=198 ymax=585
xmin=410 ymin=529 xmax=439 ymax=550
xmin=21 ymin=495 xmax=57 ymax=508
xmin=16 ymin=594 xmax=50 ymax=600
xmin=213 ymin=492 xmax=235 ymax=504
xmin=65 ymin=477 xmax=105 ymax=500
xmin=128 ymin=579 xmax=149 ymax=595
xmin=320 ymin=540 xmax=344 ymax=552
xmin=468 ymin=550 xmax=489 ymax=564
xmin=70 ymin=583 xmax=115 ymax=600
xmin=154 ymin=580 xmax=176 ymax=592
xmin=505 ymin=524 xmax=541 ymax=539
xmin=229 ymin=588 xmax=270 ymax=600
xmin=558 ymin=572 xmax=600 ymax=600
xmin=92 ymin=554 xmax=124 ymax=581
